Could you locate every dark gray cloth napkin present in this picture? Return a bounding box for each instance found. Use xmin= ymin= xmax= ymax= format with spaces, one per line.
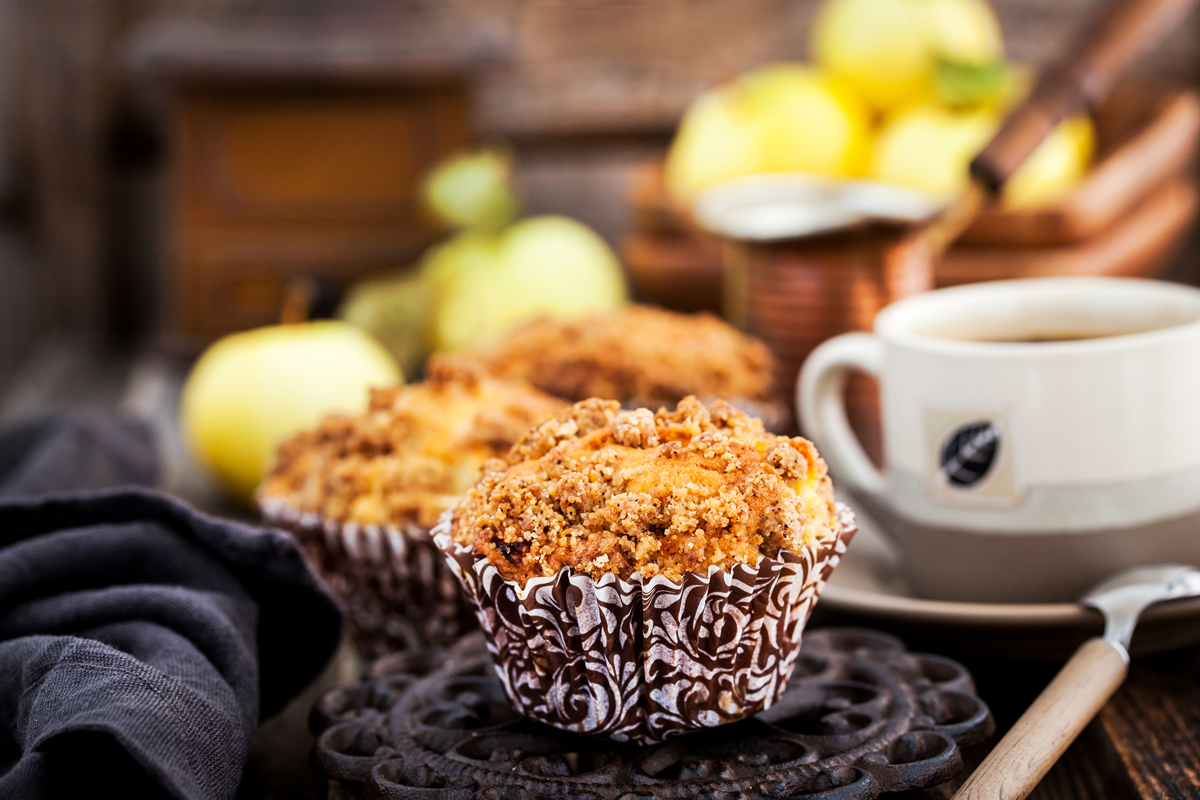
xmin=0 ymin=416 xmax=343 ymax=800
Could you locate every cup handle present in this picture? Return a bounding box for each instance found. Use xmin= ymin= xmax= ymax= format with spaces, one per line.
xmin=797 ymin=333 xmax=887 ymax=501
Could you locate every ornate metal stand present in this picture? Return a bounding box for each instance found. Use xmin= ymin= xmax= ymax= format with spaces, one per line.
xmin=311 ymin=628 xmax=994 ymax=799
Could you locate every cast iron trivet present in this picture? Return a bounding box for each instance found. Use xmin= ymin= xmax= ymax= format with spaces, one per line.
xmin=311 ymin=628 xmax=994 ymax=799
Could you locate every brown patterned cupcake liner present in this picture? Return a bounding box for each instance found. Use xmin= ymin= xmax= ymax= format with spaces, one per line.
xmin=260 ymin=496 xmax=477 ymax=658
xmin=432 ymin=502 xmax=856 ymax=745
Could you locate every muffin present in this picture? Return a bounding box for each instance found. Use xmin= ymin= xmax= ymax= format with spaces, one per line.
xmin=433 ymin=396 xmax=855 ymax=744
xmin=258 ymin=356 xmax=565 ymax=656
xmin=479 ymin=305 xmax=789 ymax=430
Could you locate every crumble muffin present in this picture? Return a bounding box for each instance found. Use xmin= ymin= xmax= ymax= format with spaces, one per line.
xmin=258 ymin=355 xmax=564 ymax=653
xmin=434 ymin=396 xmax=855 ymax=743
xmin=479 ymin=306 xmax=787 ymax=428
xmin=261 ymin=356 xmax=564 ymax=531
xmin=451 ymin=396 xmax=839 ymax=586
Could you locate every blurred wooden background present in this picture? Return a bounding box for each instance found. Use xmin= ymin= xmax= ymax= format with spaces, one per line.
xmin=0 ymin=0 xmax=1197 ymax=382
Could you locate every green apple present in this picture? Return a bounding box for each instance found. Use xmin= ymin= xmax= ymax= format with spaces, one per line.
xmin=338 ymin=268 xmax=434 ymax=378
xmin=180 ymin=321 xmax=401 ymax=501
xmin=422 ymin=149 xmax=518 ymax=231
xmin=423 ymin=229 xmax=505 ymax=289
xmin=431 ymin=215 xmax=627 ymax=352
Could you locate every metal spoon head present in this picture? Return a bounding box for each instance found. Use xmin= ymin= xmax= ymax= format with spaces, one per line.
xmin=1082 ymin=563 xmax=1200 ymax=651
xmin=1084 ymin=563 xmax=1200 ymax=598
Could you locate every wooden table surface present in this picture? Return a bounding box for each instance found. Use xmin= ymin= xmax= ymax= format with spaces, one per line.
xmin=4 ymin=341 xmax=1198 ymax=800
xmin=873 ymin=633 xmax=1200 ymax=799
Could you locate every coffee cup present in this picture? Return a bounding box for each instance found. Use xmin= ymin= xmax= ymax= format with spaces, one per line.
xmin=797 ymin=277 xmax=1200 ymax=603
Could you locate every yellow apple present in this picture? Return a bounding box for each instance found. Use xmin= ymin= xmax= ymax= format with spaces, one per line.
xmin=812 ymin=0 xmax=930 ymax=113
xmin=180 ymin=321 xmax=401 ymax=501
xmin=869 ymin=102 xmax=1094 ymax=204
xmin=812 ymin=0 xmax=1005 ymax=113
xmin=1003 ymin=114 xmax=1095 ymax=208
xmin=869 ymin=103 xmax=996 ymax=196
xmin=665 ymin=63 xmax=870 ymax=201
xmin=745 ymin=64 xmax=871 ymax=177
xmin=665 ymin=87 xmax=771 ymax=202
xmin=911 ymin=0 xmax=1003 ymax=65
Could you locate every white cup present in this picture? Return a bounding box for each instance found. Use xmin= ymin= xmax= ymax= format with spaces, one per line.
xmin=798 ymin=277 xmax=1200 ymax=603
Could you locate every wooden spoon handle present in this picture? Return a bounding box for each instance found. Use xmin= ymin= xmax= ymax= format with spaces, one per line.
xmin=951 ymin=637 xmax=1129 ymax=800
xmin=971 ymin=0 xmax=1197 ymax=190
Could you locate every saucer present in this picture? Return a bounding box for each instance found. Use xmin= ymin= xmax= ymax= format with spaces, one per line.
xmin=816 ymin=500 xmax=1200 ymax=661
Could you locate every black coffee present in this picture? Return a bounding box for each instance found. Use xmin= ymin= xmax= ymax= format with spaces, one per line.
xmin=972 ymin=331 xmax=1134 ymax=343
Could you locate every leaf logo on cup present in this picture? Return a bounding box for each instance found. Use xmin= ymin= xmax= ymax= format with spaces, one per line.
xmin=939 ymin=422 xmax=1001 ymax=488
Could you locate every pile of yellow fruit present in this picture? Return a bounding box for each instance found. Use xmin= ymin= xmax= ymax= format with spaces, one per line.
xmin=666 ymin=0 xmax=1094 ymax=208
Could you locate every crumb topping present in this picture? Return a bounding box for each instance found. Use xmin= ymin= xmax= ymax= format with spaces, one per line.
xmin=480 ymin=306 xmax=779 ymax=407
xmin=259 ymin=355 xmax=565 ymax=529
xmin=450 ymin=396 xmax=840 ymax=585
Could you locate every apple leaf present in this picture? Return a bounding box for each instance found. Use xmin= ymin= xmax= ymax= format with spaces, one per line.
xmin=934 ymin=58 xmax=1013 ymax=108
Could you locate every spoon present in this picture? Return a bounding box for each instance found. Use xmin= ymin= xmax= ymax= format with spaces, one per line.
xmin=952 ymin=563 xmax=1200 ymax=800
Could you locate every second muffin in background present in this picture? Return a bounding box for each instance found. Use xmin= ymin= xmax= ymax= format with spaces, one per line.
xmin=258 ymin=356 xmax=565 ymax=656
xmin=479 ymin=305 xmax=789 ymax=430
xmin=435 ymin=396 xmax=855 ymax=744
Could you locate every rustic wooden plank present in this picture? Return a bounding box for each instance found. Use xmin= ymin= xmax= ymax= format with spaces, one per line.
xmin=1095 ymin=646 xmax=1200 ymax=798
xmin=898 ymin=643 xmax=1200 ymax=800
xmin=127 ymin=19 xmax=499 ymax=85
xmin=1029 ymin=719 xmax=1143 ymax=800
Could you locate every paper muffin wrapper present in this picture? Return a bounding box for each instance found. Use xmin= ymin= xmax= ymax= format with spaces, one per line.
xmin=432 ymin=502 xmax=857 ymax=745
xmin=259 ymin=496 xmax=476 ymax=656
